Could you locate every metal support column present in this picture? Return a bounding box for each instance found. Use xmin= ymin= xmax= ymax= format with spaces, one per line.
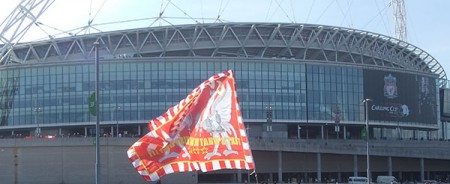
xmin=338 ymin=172 xmax=342 ymax=183
xmin=278 ymin=151 xmax=282 ymax=183
xmin=388 ymin=156 xmax=392 ymax=176
xmin=344 ymin=126 xmax=347 ymax=140
xmin=94 ymin=41 xmax=101 ymax=184
xmin=317 ymin=153 xmax=322 ymax=183
xmin=321 ymin=125 xmax=324 ymax=139
xmin=420 ymin=158 xmax=424 ymax=182
xmin=353 ymin=155 xmax=358 ymax=177
xmin=138 ymin=125 xmax=141 ymax=136
xmin=237 ymin=170 xmax=242 ymax=183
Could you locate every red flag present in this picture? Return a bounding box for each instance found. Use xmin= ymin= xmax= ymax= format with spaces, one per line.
xmin=127 ymin=70 xmax=255 ymax=181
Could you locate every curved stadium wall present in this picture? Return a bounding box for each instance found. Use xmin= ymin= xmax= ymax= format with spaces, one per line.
xmin=0 ymin=23 xmax=444 ymax=140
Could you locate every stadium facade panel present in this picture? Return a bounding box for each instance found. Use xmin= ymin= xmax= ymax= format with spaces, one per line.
xmin=0 ymin=23 xmax=443 ymax=140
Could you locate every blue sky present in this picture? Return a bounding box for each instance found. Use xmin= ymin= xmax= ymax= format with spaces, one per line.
xmin=2 ymin=0 xmax=449 ymax=77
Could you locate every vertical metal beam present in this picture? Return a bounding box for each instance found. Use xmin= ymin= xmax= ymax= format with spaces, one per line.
xmin=138 ymin=125 xmax=141 ymax=136
xmin=388 ymin=156 xmax=393 ymax=176
xmin=317 ymin=153 xmax=321 ymax=183
xmin=321 ymin=125 xmax=324 ymax=139
xmin=353 ymin=155 xmax=358 ymax=177
xmin=420 ymin=158 xmax=424 ymax=182
xmin=94 ymin=41 xmax=101 ymax=184
xmin=278 ymin=151 xmax=282 ymax=183
xmin=392 ymin=0 xmax=407 ymax=41
xmin=363 ymin=98 xmax=372 ymax=184
xmin=237 ymin=170 xmax=242 ymax=183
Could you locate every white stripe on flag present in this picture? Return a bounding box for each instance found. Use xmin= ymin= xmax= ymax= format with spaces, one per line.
xmin=167 ymin=110 xmax=173 ymax=120
xmin=212 ymin=160 xmax=221 ymax=170
xmin=193 ymin=162 xmax=199 ymax=171
xmin=225 ymin=160 xmax=232 ymax=169
xmin=132 ymin=159 xmax=141 ymax=168
xmin=138 ymin=170 xmax=150 ymax=176
xmin=149 ymin=131 xmax=157 ymax=138
xmin=161 ymin=130 xmax=170 ymax=141
xmin=163 ymin=165 xmax=174 ymax=174
xmin=240 ymin=129 xmax=246 ymax=136
xmin=200 ymin=162 xmax=207 ymax=172
xmin=156 ymin=116 xmax=166 ymax=123
xmin=174 ymin=105 xmax=179 ymax=115
xmin=245 ymin=162 xmax=250 ymax=169
xmin=149 ymin=172 xmax=159 ymax=181
xmin=146 ymin=143 xmax=157 ymax=151
xmin=234 ymin=160 xmax=241 ymax=169
xmin=237 ymin=116 xmax=243 ymax=123
xmin=242 ymin=142 xmax=249 ymax=150
xmin=245 ymin=155 xmax=253 ymax=163
xmin=132 ymin=141 xmax=142 ymax=147
xmin=178 ymin=162 xmax=185 ymax=172
xmin=188 ymin=163 xmax=193 ymax=171
xmin=151 ymin=121 xmax=158 ymax=130
xmin=127 ymin=149 xmax=136 ymax=158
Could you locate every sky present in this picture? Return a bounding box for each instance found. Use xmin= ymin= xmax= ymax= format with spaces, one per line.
xmin=1 ymin=0 xmax=449 ymax=78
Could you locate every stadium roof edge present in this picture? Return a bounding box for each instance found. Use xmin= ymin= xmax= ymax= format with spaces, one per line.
xmin=5 ymin=22 xmax=447 ymax=86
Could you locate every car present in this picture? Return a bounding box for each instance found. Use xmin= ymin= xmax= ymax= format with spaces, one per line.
xmin=377 ymin=176 xmax=398 ymax=184
xmin=349 ymin=176 xmax=369 ymax=184
xmin=423 ymin=180 xmax=438 ymax=184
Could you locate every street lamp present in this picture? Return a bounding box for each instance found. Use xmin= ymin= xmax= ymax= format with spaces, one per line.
xmin=114 ymin=106 xmax=122 ymax=137
xmin=34 ymin=107 xmax=42 ymax=137
xmin=362 ymin=98 xmax=372 ymax=184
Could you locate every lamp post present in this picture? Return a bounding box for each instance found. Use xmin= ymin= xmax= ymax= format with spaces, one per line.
xmin=114 ymin=106 xmax=122 ymax=137
xmin=362 ymin=98 xmax=372 ymax=184
xmin=94 ymin=41 xmax=100 ymax=184
xmin=34 ymin=107 xmax=42 ymax=137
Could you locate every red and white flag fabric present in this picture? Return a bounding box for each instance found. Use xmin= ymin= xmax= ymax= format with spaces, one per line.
xmin=127 ymin=70 xmax=255 ymax=181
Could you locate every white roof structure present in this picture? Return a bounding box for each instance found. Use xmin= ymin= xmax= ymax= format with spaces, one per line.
xmin=4 ymin=23 xmax=447 ymax=86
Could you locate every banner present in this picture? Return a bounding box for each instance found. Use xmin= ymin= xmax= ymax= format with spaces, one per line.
xmin=127 ymin=70 xmax=254 ymax=181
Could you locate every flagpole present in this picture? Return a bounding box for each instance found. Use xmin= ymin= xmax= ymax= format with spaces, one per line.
xmin=94 ymin=41 xmax=101 ymax=184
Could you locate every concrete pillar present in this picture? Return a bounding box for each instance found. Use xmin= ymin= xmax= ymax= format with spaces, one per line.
xmin=321 ymin=125 xmax=324 ymax=139
xmin=237 ymin=170 xmax=242 ymax=183
xmin=388 ymin=156 xmax=392 ymax=176
xmin=338 ymin=172 xmax=342 ymax=183
xmin=353 ymin=155 xmax=358 ymax=177
xmin=420 ymin=158 xmax=424 ymax=182
xmin=11 ymin=130 xmax=14 ymax=136
xmin=304 ymin=172 xmax=308 ymax=183
xmin=344 ymin=126 xmax=347 ymax=140
xmin=317 ymin=153 xmax=322 ymax=183
xmin=231 ymin=173 xmax=237 ymax=183
xmin=278 ymin=151 xmax=282 ymax=183
xmin=111 ymin=126 xmax=114 ymax=135
xmin=306 ymin=127 xmax=309 ymax=139
xmin=138 ymin=125 xmax=141 ymax=136
xmin=84 ymin=127 xmax=88 ymax=137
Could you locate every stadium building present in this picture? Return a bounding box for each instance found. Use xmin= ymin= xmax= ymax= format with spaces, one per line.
xmin=1 ymin=23 xmax=450 ymax=184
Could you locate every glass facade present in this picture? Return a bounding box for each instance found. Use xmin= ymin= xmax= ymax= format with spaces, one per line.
xmin=1 ymin=58 xmax=366 ymax=128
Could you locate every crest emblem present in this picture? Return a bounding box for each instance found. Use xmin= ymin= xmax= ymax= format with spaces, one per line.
xmin=384 ymin=74 xmax=397 ymax=99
